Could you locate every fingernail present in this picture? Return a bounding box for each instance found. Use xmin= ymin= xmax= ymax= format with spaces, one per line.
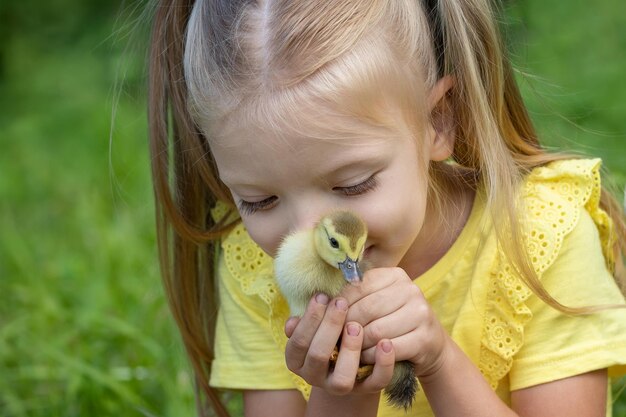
xmin=347 ymin=323 xmax=361 ymax=336
xmin=335 ymin=298 xmax=348 ymax=311
xmin=381 ymin=340 xmax=392 ymax=353
xmin=316 ymin=293 xmax=329 ymax=305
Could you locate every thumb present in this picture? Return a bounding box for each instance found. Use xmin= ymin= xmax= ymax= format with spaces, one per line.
xmin=284 ymin=316 xmax=301 ymax=338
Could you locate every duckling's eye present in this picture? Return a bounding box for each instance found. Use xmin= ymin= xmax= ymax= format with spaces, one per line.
xmin=329 ymin=238 xmax=339 ymax=248
xmin=237 ymin=196 xmax=278 ymax=215
xmin=334 ymin=175 xmax=378 ymax=196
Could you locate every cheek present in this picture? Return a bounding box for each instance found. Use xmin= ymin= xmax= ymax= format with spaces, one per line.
xmin=368 ymin=199 xmax=423 ymax=244
xmin=361 ymin=175 xmax=428 ymax=260
xmin=241 ymin=217 xmax=285 ymax=257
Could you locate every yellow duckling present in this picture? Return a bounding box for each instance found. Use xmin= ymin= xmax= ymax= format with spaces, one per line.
xmin=274 ymin=210 xmax=418 ymax=410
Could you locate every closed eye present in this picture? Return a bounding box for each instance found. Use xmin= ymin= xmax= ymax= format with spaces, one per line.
xmin=237 ymin=196 xmax=278 ymax=215
xmin=334 ymin=175 xmax=378 ymax=196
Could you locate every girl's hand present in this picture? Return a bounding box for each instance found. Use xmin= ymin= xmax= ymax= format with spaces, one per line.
xmin=342 ymin=267 xmax=450 ymax=379
xmin=284 ymin=293 xmax=397 ymax=396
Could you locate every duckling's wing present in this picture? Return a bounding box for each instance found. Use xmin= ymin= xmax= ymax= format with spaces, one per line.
xmin=275 ymin=232 xmax=345 ymax=315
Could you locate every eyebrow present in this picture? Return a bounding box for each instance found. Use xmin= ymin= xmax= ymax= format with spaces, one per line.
xmin=309 ymin=147 xmax=393 ymax=189
xmin=321 ymin=154 xmax=387 ymax=179
xmin=220 ymin=136 xmax=394 ymax=189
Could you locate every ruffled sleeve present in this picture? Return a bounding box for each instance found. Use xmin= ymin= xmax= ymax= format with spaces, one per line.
xmin=522 ymin=158 xmax=615 ymax=273
xmin=209 ymin=202 xmax=312 ymax=397
xmin=478 ymin=159 xmax=626 ymax=390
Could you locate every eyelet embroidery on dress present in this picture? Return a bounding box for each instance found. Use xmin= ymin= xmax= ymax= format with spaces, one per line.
xmin=480 ymin=263 xmax=532 ymax=389
xmin=478 ymin=158 xmax=614 ymax=389
xmin=212 ymin=203 xmax=312 ymax=399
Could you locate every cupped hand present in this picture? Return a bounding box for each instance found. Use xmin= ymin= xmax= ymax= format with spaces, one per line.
xmin=284 ymin=293 xmax=397 ymax=395
xmin=341 ymin=267 xmax=450 ymax=379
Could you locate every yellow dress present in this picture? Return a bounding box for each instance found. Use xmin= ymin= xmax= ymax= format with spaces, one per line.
xmin=209 ymin=159 xmax=626 ymax=416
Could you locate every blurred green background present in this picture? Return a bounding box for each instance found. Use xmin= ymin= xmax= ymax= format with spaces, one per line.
xmin=0 ymin=0 xmax=624 ymax=416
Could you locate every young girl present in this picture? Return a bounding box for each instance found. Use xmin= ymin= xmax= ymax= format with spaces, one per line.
xmin=147 ymin=0 xmax=626 ymax=416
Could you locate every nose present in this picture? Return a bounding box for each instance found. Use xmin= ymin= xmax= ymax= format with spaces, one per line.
xmin=287 ymin=200 xmax=332 ymax=233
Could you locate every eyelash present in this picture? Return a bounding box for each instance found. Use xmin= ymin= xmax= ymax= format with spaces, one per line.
xmin=237 ymin=176 xmax=378 ymax=215
xmin=237 ymin=196 xmax=278 ymax=216
xmin=334 ymin=175 xmax=379 ymax=196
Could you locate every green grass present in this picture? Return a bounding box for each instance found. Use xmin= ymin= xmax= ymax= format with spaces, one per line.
xmin=505 ymin=0 xmax=626 ymax=187
xmin=0 ymin=0 xmax=624 ymax=416
xmin=0 ymin=2 xmax=197 ymax=415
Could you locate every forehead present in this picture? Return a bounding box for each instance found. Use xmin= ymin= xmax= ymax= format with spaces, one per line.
xmin=208 ymin=80 xmax=427 ymax=187
xmin=208 ymin=51 xmax=429 ymax=146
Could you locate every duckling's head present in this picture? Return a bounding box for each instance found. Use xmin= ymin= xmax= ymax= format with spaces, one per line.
xmin=313 ymin=211 xmax=368 ymax=284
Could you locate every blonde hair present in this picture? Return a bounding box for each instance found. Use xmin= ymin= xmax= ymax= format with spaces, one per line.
xmin=148 ymin=0 xmax=626 ymax=415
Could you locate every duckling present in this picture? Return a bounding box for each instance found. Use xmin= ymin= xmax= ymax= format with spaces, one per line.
xmin=274 ymin=210 xmax=418 ymax=410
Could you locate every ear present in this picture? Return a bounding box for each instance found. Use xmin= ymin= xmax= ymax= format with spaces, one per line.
xmin=426 ymin=76 xmax=456 ymax=162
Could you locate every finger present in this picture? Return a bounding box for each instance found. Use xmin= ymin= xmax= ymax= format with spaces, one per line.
xmin=285 ymin=293 xmax=330 ymax=372
xmin=355 ymin=339 xmax=396 ymax=393
xmin=346 ymin=288 xmax=404 ymax=325
xmin=360 ymin=301 xmax=421 ymax=350
xmin=300 ymin=298 xmax=349 ymax=379
xmin=339 ymin=268 xmax=394 ymax=302
xmin=284 ymin=316 xmax=300 ymax=338
xmin=326 ymin=322 xmax=363 ymax=395
xmin=361 ymin=330 xmax=425 ymax=364
xmin=346 ymin=277 xmax=422 ymax=326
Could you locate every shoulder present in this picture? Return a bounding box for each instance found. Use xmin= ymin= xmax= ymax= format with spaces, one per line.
xmin=476 ymin=158 xmax=625 ymax=389
xmin=506 ymin=159 xmax=626 ymax=389
xmin=211 ymin=201 xmax=276 ymax=299
xmin=216 ymin=226 xmax=278 ymax=313
xmin=520 ymin=158 xmax=615 ymax=274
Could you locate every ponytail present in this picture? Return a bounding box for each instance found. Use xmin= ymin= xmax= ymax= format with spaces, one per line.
xmin=148 ymin=0 xmax=236 ymax=415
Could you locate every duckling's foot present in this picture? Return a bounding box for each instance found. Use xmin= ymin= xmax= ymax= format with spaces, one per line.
xmin=330 ymin=346 xmax=339 ymax=363
xmin=328 ymin=346 xmax=339 ymax=373
xmin=356 ymin=365 xmax=374 ymax=382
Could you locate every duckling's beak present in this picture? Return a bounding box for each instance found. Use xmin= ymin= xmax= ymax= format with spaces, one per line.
xmin=338 ymin=257 xmax=363 ymax=285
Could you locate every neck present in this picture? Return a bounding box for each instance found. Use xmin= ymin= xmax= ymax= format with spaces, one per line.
xmin=400 ymin=174 xmax=476 ymax=279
